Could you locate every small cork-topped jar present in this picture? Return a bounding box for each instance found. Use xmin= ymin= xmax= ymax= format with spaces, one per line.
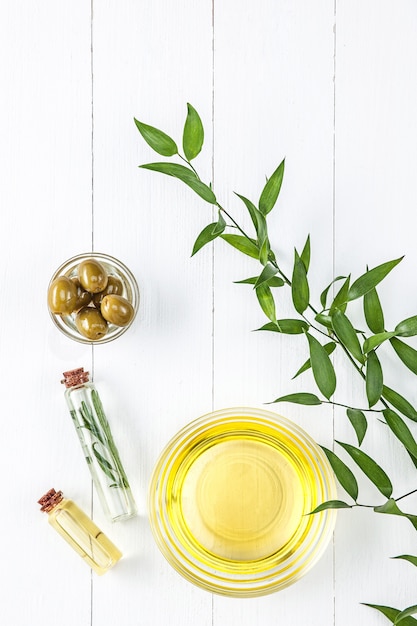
xmin=60 ymin=368 xmax=137 ymax=522
xmin=38 ymin=488 xmax=122 ymax=575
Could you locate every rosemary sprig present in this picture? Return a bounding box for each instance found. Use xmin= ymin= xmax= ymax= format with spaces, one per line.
xmin=74 ymin=393 xmax=130 ymax=490
xmin=90 ymin=389 xmax=130 ymax=489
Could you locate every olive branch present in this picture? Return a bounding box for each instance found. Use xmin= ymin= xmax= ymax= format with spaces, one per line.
xmin=134 ymin=103 xmax=417 ymax=623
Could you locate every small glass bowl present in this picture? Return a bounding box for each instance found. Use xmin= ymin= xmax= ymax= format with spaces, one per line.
xmin=148 ymin=407 xmax=337 ymax=597
xmin=47 ymin=252 xmax=139 ymax=344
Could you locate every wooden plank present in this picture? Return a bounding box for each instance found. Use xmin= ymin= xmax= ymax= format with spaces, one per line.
xmin=90 ymin=1 xmax=215 ymax=624
xmin=0 ymin=1 xmax=93 ymax=624
xmin=334 ymin=1 xmax=417 ymax=623
xmin=212 ymin=0 xmax=336 ymax=623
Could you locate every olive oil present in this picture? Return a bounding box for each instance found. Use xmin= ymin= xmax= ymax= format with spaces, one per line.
xmin=165 ymin=418 xmax=319 ymax=568
xmin=38 ymin=488 xmax=122 ymax=575
xmin=148 ymin=408 xmax=337 ymax=596
xmin=181 ymin=438 xmax=304 ymax=561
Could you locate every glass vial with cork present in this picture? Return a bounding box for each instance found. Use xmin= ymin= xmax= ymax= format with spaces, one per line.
xmin=61 ymin=367 xmax=137 ymax=522
xmin=38 ymin=488 xmax=122 ymax=575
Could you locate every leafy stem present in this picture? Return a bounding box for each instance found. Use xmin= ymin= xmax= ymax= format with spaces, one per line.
xmin=74 ymin=392 xmax=130 ymax=490
xmin=178 ymin=152 xmax=199 ymax=178
xmin=216 ymin=201 xmax=255 ymax=246
xmin=135 ymin=104 xmax=417 ymax=621
xmin=396 ymin=488 xmax=417 ymax=503
xmin=91 ymin=389 xmax=130 ymax=489
xmin=322 ymin=400 xmax=381 ymax=413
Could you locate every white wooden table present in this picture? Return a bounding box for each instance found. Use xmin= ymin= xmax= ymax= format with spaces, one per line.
xmin=1 ymin=2 xmax=416 ymax=624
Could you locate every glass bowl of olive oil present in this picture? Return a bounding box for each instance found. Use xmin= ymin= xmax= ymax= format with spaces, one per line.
xmin=148 ymin=407 xmax=337 ymax=597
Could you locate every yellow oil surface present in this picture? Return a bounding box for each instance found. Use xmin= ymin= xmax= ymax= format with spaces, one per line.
xmin=166 ymin=420 xmax=316 ymax=567
xmin=50 ymin=498 xmax=122 ymax=575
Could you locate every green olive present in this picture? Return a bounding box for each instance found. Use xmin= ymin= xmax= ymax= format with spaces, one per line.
xmin=75 ymin=307 xmax=108 ymax=340
xmin=48 ymin=276 xmax=78 ymax=314
xmin=92 ymin=275 xmax=124 ymax=308
xmin=101 ymin=294 xmax=135 ymax=327
xmin=71 ymin=277 xmax=92 ymax=310
xmin=77 ymin=259 xmax=108 ymax=294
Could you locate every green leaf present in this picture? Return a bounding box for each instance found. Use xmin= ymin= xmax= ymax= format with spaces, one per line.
xmin=236 ymin=276 xmax=284 ymax=288
xmin=300 ymin=235 xmax=311 ymax=272
xmin=347 ymin=257 xmax=403 ymax=301
xmin=267 ymin=248 xmax=276 ymax=264
xmin=346 ymin=408 xmax=368 ymax=445
xmin=366 ymin=350 xmax=383 ymax=407
xmin=256 ymin=319 xmax=309 ymax=334
xmin=134 ymin=118 xmax=178 ymax=156
xmin=271 ymin=392 xmax=322 ymax=406
xmin=329 ymin=276 xmax=350 ymax=314
xmin=292 ymin=249 xmax=310 ymax=314
xmin=308 ymin=500 xmax=352 ymax=514
xmin=212 ymin=212 xmax=226 ymax=236
xmin=382 ymin=386 xmax=417 ymax=422
xmin=305 ymin=333 xmax=336 ymax=399
xmin=331 ymin=309 xmax=365 ymax=364
xmin=392 ymin=554 xmax=417 ymax=567
xmin=258 ymin=159 xmax=285 ymax=215
xmin=380 ymin=497 xmax=411 ymax=518
xmin=315 ymin=313 xmax=333 ymax=330
xmin=390 ymin=337 xmax=417 ymax=375
xmin=363 ymin=604 xmax=417 ymax=625
xmin=407 ymin=449 xmax=417 ymax=472
xmin=258 ymin=235 xmax=271 ymax=265
xmin=253 ymin=263 xmax=279 ymax=289
xmin=320 ymin=275 xmax=346 ymax=310
xmin=395 ymin=606 xmax=417 ymax=624
xmin=78 ymin=403 xmax=105 ymax=446
xmin=363 ymin=331 xmax=396 ymax=354
xmin=92 ymin=443 xmax=117 ymax=483
xmin=90 ymin=390 xmax=109 ymax=430
xmin=140 ymin=162 xmax=216 ymax=203
xmin=336 ymin=441 xmax=392 ymax=498
xmin=255 ymin=283 xmax=277 ymax=324
xmin=182 ymin=103 xmax=204 ymax=161
xmin=321 ymin=446 xmax=359 ymax=501
xmin=89 ymin=392 xmax=130 ymax=490
xmin=364 ymin=286 xmax=385 ymax=333
xmin=292 ymin=342 xmax=336 ymax=379
xmin=235 ymin=193 xmax=267 ymax=243
xmin=383 ymin=409 xmax=417 ymax=459
xmin=221 ymin=234 xmax=259 ymax=258
xmin=374 ymin=498 xmax=417 ymax=531
xmin=191 ymin=218 xmax=225 ymax=256
xmin=395 ymin=315 xmax=417 ymax=337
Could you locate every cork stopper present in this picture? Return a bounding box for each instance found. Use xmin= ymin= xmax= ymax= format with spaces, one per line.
xmin=61 ymin=367 xmax=90 ymax=388
xmin=38 ymin=488 xmax=64 ymax=512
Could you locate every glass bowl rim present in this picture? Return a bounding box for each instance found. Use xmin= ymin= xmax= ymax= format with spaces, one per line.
xmin=48 ymin=251 xmax=139 ymax=345
xmin=148 ymin=406 xmax=337 ymax=597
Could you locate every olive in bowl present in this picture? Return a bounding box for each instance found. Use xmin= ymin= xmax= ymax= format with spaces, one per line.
xmin=47 ymin=253 xmax=139 ymax=344
xmin=48 ymin=276 xmax=78 ymax=314
xmin=101 ymin=294 xmax=135 ymax=327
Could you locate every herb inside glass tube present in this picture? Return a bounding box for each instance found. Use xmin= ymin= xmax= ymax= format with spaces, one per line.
xmin=61 ymin=367 xmax=137 ymax=522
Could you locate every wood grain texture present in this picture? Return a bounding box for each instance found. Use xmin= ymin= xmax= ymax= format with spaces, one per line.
xmin=211 ymin=2 xmax=336 ymax=624
xmin=333 ymin=1 xmax=417 ymax=621
xmin=1 ymin=1 xmax=416 ymax=625
xmin=0 ymin=2 xmax=93 ymax=625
